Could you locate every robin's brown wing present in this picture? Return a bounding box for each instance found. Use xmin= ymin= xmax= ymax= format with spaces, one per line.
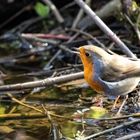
xmin=100 ymin=54 xmax=140 ymax=82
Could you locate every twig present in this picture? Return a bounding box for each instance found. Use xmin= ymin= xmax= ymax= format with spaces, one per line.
xmin=136 ymin=12 xmax=140 ymax=44
xmin=22 ymin=33 xmax=59 ymax=44
xmin=116 ymin=95 xmax=128 ymax=116
xmin=115 ymin=132 xmax=140 ymax=140
xmin=43 ymin=0 xmax=64 ymax=23
xmin=124 ymin=14 xmax=140 ymax=42
xmin=66 ymin=28 xmax=105 ymax=48
xmin=22 ymin=33 xmax=70 ymax=40
xmin=72 ymin=8 xmax=84 ymax=28
xmin=83 ymin=119 xmax=140 ymax=140
xmin=43 ymin=50 xmax=61 ymax=70
xmin=72 ymin=0 xmax=91 ymax=28
xmin=0 ymin=4 xmax=32 ymax=29
xmin=12 ymin=16 xmax=44 ymax=33
xmin=75 ymin=0 xmax=136 ymax=58
xmin=60 ymin=1 xmax=75 ymax=11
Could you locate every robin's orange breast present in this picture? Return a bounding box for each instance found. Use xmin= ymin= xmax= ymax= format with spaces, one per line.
xmin=84 ymin=61 xmax=104 ymax=94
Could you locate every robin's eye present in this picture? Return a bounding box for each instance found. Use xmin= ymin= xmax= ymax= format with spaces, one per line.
xmin=85 ymin=52 xmax=91 ymax=57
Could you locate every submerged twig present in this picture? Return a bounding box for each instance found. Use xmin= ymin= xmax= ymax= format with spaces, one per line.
xmin=0 ymin=112 xmax=46 ymax=120
xmin=6 ymin=93 xmax=71 ymax=120
xmin=42 ymin=104 xmax=61 ymax=140
xmin=7 ymin=93 xmax=42 ymax=113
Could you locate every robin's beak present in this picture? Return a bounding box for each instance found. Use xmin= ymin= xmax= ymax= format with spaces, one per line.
xmin=72 ymin=47 xmax=80 ymax=55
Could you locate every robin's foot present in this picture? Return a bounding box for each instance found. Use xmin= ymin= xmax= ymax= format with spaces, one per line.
xmin=111 ymin=95 xmax=120 ymax=111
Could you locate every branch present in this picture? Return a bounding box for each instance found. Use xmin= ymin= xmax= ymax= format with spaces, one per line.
xmin=84 ymin=119 xmax=140 ymax=139
xmin=0 ymin=72 xmax=84 ymax=92
xmin=115 ymin=132 xmax=140 ymax=140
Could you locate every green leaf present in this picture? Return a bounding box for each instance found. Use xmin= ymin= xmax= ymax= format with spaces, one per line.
xmin=86 ymin=106 xmax=108 ymax=119
xmin=0 ymin=105 xmax=6 ymax=114
xmin=34 ymin=2 xmax=49 ymax=17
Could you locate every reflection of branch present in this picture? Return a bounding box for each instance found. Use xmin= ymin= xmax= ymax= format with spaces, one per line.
xmin=97 ymin=112 xmax=140 ymax=121
xmin=42 ymin=104 xmax=61 ymax=140
xmin=43 ymin=0 xmax=64 ymax=23
xmin=75 ymin=0 xmax=136 ymax=58
xmin=0 ymin=112 xmax=46 ymax=120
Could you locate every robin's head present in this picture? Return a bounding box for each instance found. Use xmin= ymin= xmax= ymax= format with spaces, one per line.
xmin=78 ymin=45 xmax=109 ymax=66
xmin=79 ymin=46 xmax=93 ymax=67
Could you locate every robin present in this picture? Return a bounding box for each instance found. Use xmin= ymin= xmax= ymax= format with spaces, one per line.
xmin=77 ymin=45 xmax=140 ymax=111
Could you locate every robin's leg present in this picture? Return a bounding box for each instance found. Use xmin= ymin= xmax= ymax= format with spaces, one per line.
xmin=116 ymin=95 xmax=128 ymax=116
xmin=111 ymin=95 xmax=120 ymax=110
